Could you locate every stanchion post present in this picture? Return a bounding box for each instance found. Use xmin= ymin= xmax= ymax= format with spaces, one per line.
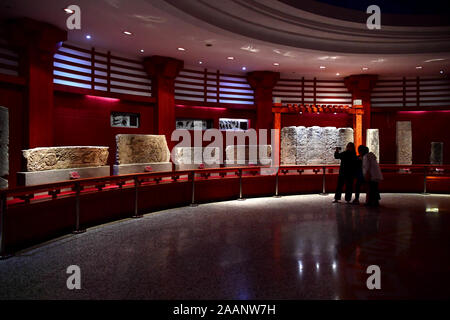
xmin=274 ymin=168 xmax=281 ymax=198
xmin=73 ymin=182 xmax=86 ymax=234
xmin=132 ymin=177 xmax=143 ymax=218
xmin=423 ymin=166 xmax=428 ymax=195
xmin=0 ymin=192 xmax=12 ymax=259
xmin=190 ymin=172 xmax=198 ymax=207
xmin=319 ymin=166 xmax=328 ymax=196
xmin=238 ymin=168 xmax=245 ymax=201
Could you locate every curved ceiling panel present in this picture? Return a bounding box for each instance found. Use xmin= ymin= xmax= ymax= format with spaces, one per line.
xmin=160 ymin=0 xmax=450 ymax=54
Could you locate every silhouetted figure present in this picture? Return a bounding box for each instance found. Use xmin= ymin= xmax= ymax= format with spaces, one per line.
xmin=358 ymin=145 xmax=383 ymax=206
xmin=353 ymin=152 xmax=364 ymax=204
xmin=333 ymin=142 xmax=357 ymax=203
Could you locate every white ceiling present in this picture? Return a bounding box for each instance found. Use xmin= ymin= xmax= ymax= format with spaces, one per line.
xmin=1 ymin=0 xmax=449 ymax=78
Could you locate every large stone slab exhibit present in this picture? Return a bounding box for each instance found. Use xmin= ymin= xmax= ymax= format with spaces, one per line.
xmin=225 ymin=145 xmax=272 ymax=166
xmin=366 ymin=129 xmax=380 ymax=161
xmin=0 ymin=106 xmax=8 ymax=188
xmin=173 ymin=147 xmax=220 ymax=170
xmin=281 ymin=126 xmax=353 ymax=165
xmin=116 ymin=134 xmax=170 ymax=164
xmin=396 ymin=121 xmax=412 ymax=165
xmin=430 ymin=142 xmax=443 ymax=165
xmin=23 ymin=146 xmax=109 ymax=172
xmin=18 ymin=166 xmax=110 ymax=186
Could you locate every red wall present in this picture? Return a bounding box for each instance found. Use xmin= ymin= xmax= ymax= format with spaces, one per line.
xmin=371 ymin=110 xmax=450 ymax=164
xmin=53 ymin=92 xmax=155 ymax=169
xmin=0 ymin=82 xmax=26 ymax=187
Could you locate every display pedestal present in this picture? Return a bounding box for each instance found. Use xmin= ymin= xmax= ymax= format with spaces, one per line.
xmin=17 ymin=166 xmax=110 ymax=186
xmin=113 ymin=162 xmax=172 ymax=175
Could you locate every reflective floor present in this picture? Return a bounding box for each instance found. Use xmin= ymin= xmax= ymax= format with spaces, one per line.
xmin=0 ymin=193 xmax=449 ymax=300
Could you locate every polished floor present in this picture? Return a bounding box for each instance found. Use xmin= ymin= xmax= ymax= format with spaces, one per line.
xmin=0 ymin=193 xmax=449 ymax=300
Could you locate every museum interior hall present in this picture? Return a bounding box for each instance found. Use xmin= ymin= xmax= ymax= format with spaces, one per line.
xmin=0 ymin=0 xmax=449 ymax=300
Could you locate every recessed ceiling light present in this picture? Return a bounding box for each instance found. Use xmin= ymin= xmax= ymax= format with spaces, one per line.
xmin=336 ymin=73 xmax=340 ymax=76
xmin=334 ymin=112 xmax=337 ymax=115
xmin=123 ymin=31 xmax=132 ymax=35
xmin=227 ymin=56 xmax=234 ymax=60
xmin=362 ymin=67 xmax=368 ymax=71
xmin=64 ymin=8 xmax=74 ymax=14
xmin=416 ymin=66 xmax=423 ymax=69
xmin=273 ymin=62 xmax=279 ymax=66
xmin=85 ymin=35 xmax=91 ymax=40
xmin=199 ymin=61 xmax=203 ymax=64
xmin=140 ymin=49 xmax=144 ymax=53
xmin=440 ymin=70 xmax=444 ymax=74
xmin=242 ymin=66 xmax=247 ymax=71
xmin=178 ymin=47 xmax=186 ymax=51
xmin=319 ymin=66 xmax=326 ymax=69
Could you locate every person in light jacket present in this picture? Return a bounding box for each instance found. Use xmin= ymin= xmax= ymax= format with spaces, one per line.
xmin=358 ymin=145 xmax=383 ymax=207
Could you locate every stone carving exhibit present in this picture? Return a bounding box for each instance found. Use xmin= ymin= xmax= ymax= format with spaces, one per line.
xmin=396 ymin=121 xmax=412 ymax=165
xmin=174 ymin=147 xmax=220 ymax=169
xmin=225 ymin=145 xmax=272 ymax=165
xmin=116 ymin=134 xmax=170 ymax=164
xmin=281 ymin=126 xmax=354 ymax=165
xmin=366 ymin=129 xmax=380 ymax=161
xmin=22 ymin=146 xmax=109 ymax=172
xmin=430 ymin=142 xmax=443 ymax=165
xmin=0 ymin=106 xmax=8 ymax=188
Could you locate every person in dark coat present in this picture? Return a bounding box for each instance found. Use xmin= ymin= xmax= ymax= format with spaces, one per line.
xmin=333 ymin=142 xmax=357 ymax=203
xmin=353 ymin=151 xmax=364 ymax=204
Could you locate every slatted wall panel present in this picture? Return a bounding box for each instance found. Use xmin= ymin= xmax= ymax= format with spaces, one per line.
xmin=53 ymin=43 xmax=151 ymax=96
xmin=371 ymin=76 xmax=450 ymax=108
xmin=273 ymin=78 xmax=352 ymax=106
xmin=175 ymin=68 xmax=254 ymax=105
xmin=0 ymin=38 xmax=19 ymax=77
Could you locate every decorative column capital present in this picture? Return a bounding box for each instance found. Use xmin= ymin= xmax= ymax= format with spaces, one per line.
xmin=247 ymin=71 xmax=280 ymax=89
xmin=344 ymin=74 xmax=378 ymax=99
xmin=143 ymin=56 xmax=184 ymax=80
xmin=4 ymin=18 xmax=67 ymax=56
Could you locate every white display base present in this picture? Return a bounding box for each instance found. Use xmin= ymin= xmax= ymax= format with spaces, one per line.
xmin=113 ymin=162 xmax=172 ymax=175
xmin=17 ymin=166 xmax=110 ymax=186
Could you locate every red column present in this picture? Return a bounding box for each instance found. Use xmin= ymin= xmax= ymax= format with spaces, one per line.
xmin=344 ymin=74 xmax=378 ymax=143
xmin=143 ymin=56 xmax=184 ymax=147
xmin=247 ymin=71 xmax=280 ymax=130
xmin=5 ymin=18 xmax=67 ymax=148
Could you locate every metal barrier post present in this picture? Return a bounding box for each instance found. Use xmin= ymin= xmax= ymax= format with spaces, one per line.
xmin=73 ymin=182 xmax=86 ymax=234
xmin=190 ymin=172 xmax=198 ymax=207
xmin=132 ymin=177 xmax=143 ymax=218
xmin=423 ymin=166 xmax=429 ymax=195
xmin=319 ymin=166 xmax=328 ymax=196
xmin=0 ymin=192 xmax=12 ymax=259
xmin=274 ymin=169 xmax=281 ymax=198
xmin=238 ymin=168 xmax=245 ymax=201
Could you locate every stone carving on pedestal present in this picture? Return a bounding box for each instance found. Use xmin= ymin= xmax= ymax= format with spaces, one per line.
xmin=225 ymin=145 xmax=272 ymax=166
xmin=396 ymin=121 xmax=412 ymax=165
xmin=22 ymin=146 xmax=109 ymax=172
xmin=430 ymin=142 xmax=443 ymax=165
xmin=174 ymin=147 xmax=220 ymax=170
xmin=295 ymin=126 xmax=307 ymax=165
xmin=0 ymin=106 xmax=8 ymax=189
xmin=366 ymin=129 xmax=380 ymax=161
xmin=281 ymin=126 xmax=298 ymax=165
xmin=115 ymin=134 xmax=170 ymax=164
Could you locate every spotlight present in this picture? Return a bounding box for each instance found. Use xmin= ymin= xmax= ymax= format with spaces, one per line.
xmin=123 ymin=31 xmax=132 ymax=35
xmin=140 ymin=49 xmax=144 ymax=53
xmin=227 ymin=56 xmax=234 ymax=60
xmin=64 ymin=8 xmax=74 ymax=14
xmin=86 ymin=35 xmax=91 ymax=40
xmin=242 ymin=66 xmax=247 ymax=71
xmin=178 ymin=47 xmax=186 ymax=51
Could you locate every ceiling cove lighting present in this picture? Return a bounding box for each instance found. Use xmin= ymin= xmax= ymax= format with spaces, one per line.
xmin=64 ymin=8 xmax=74 ymax=14
xmin=175 ymin=104 xmax=227 ymax=111
xmin=123 ymin=31 xmax=132 ymax=35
